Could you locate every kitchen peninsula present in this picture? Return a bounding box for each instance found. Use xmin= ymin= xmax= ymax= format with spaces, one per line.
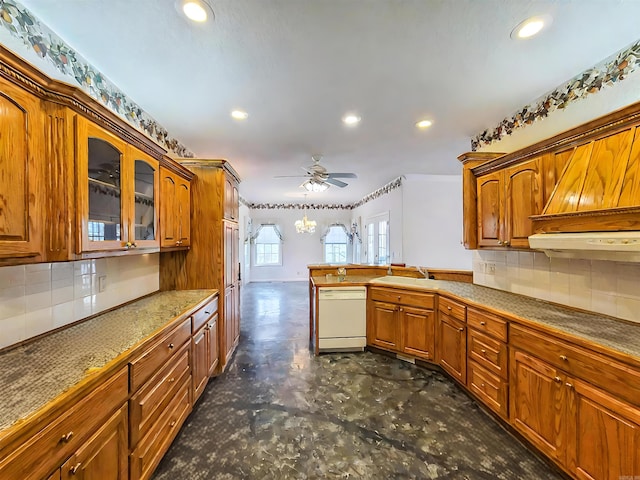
xmin=308 ymin=264 xmax=640 ymax=480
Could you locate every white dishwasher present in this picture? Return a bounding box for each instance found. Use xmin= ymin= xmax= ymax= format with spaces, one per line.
xmin=318 ymin=286 xmax=367 ymax=352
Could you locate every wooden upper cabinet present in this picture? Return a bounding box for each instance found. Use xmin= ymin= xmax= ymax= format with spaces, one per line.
xmin=504 ymin=157 xmax=543 ymax=248
xmin=76 ymin=117 xmax=160 ymax=255
xmin=476 ymin=158 xmax=543 ymax=249
xmin=477 ymin=172 xmax=503 ymax=248
xmin=129 ymin=147 xmax=159 ymax=249
xmin=159 ymin=167 xmax=191 ymax=249
xmin=0 ymin=79 xmax=45 ymax=262
xmin=223 ymin=173 xmax=239 ymax=221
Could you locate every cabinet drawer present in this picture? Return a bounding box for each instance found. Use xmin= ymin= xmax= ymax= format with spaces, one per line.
xmin=192 ymin=296 xmax=218 ymax=333
xmin=438 ymin=296 xmax=466 ymax=322
xmin=0 ymin=367 xmax=128 ymax=480
xmin=467 ymin=308 xmax=507 ymax=341
xmin=468 ymin=360 xmax=508 ymax=419
xmin=129 ymin=342 xmax=190 ymax=448
xmin=369 ymin=287 xmax=434 ymax=309
xmin=511 ymin=324 xmax=640 ymax=407
xmin=468 ymin=329 xmax=508 ymax=379
xmin=130 ymin=318 xmax=191 ymax=391
xmin=130 ymin=377 xmax=192 ymax=480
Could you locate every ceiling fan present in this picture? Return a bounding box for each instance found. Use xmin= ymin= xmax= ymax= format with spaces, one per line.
xmin=275 ymin=155 xmax=357 ymax=191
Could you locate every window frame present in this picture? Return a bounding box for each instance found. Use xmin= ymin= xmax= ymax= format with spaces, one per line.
xmin=251 ymin=223 xmax=283 ymax=267
xmin=321 ymin=223 xmax=350 ymax=264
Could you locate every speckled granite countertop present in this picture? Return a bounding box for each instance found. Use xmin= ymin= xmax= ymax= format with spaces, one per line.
xmin=0 ymin=289 xmax=216 ymax=432
xmin=370 ymin=276 xmax=640 ymax=360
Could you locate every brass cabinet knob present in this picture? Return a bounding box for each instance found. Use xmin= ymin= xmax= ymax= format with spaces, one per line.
xmin=481 ymin=349 xmax=486 ymax=354
xmin=565 ymin=382 xmax=574 ymax=389
xmin=447 ymin=306 xmax=452 ymax=311
xmin=480 ymin=321 xmax=486 ymax=326
xmin=168 ymin=377 xmax=175 ymax=383
xmin=554 ymin=376 xmax=562 ymax=383
xmin=168 ymin=343 xmax=174 ymax=349
xmin=458 ymin=327 xmax=464 ymax=332
xmin=70 ymin=463 xmax=81 ymax=475
xmin=560 ymin=355 xmax=568 ymax=361
xmin=170 ymin=420 xmax=177 ymax=428
xmin=60 ymin=431 xmax=74 ymax=443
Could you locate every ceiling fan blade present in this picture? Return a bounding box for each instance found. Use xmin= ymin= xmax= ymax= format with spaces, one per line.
xmin=327 ymin=173 xmax=357 ymax=179
xmin=325 ymin=177 xmax=348 ymax=188
xmin=274 ymin=175 xmax=310 ymax=178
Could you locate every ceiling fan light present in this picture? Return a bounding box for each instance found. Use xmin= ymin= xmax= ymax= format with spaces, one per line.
xmin=416 ymin=119 xmax=433 ymax=129
xmin=302 ymin=179 xmax=329 ymax=192
xmin=231 ymin=109 xmax=249 ymax=120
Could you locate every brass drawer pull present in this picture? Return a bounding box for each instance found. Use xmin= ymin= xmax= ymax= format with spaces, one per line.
xmin=447 ymin=306 xmax=452 ymax=311
xmin=480 ymin=321 xmax=486 ymax=326
xmin=554 ymin=376 xmax=562 ymax=383
xmin=565 ymin=382 xmax=574 ymax=389
xmin=60 ymin=431 xmax=74 ymax=443
xmin=481 ymin=349 xmax=486 ymax=354
xmin=168 ymin=343 xmax=175 ymax=349
xmin=560 ymin=355 xmax=568 ymax=361
xmin=167 ymin=377 xmax=175 ymax=383
xmin=170 ymin=420 xmax=177 ymax=428
xmin=70 ymin=462 xmax=81 ymax=475
xmin=458 ymin=327 xmax=464 ymax=332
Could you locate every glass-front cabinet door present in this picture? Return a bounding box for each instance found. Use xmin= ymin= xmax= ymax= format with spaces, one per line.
xmin=128 ymin=146 xmax=159 ymax=249
xmin=76 ymin=117 xmax=159 ymax=253
xmin=77 ymin=118 xmax=127 ymax=252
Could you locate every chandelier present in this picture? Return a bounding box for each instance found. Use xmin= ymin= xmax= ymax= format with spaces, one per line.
xmin=295 ymin=196 xmax=317 ymax=233
xmin=295 ymin=214 xmax=316 ymax=234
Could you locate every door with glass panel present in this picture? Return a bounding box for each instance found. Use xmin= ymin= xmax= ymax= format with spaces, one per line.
xmin=364 ymin=213 xmax=389 ymax=265
xmin=77 ymin=118 xmax=128 ymax=252
xmin=128 ymin=146 xmax=159 ymax=249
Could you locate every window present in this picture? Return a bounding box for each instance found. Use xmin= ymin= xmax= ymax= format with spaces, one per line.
xmin=323 ymin=225 xmax=349 ymax=263
xmin=364 ymin=213 xmax=389 ymax=264
xmin=253 ymin=224 xmax=282 ymax=266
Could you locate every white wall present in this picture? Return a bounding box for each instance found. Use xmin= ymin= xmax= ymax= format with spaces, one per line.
xmin=402 ymin=174 xmax=471 ymax=270
xmin=248 ymin=208 xmax=352 ymax=282
xmin=0 ymin=254 xmax=159 ymax=349
xmin=352 ymin=186 xmax=403 ymax=264
xmin=238 ymin=204 xmax=251 ymax=285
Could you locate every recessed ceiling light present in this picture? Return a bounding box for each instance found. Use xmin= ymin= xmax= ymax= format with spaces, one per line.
xmin=511 ymin=15 xmax=552 ymax=39
xmin=176 ymin=0 xmax=214 ymax=23
xmin=231 ymin=110 xmax=248 ymax=120
xmin=342 ymin=114 xmax=361 ymax=126
xmin=416 ymin=120 xmax=433 ymax=129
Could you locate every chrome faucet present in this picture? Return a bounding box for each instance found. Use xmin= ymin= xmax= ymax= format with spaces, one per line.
xmin=416 ymin=266 xmax=429 ymax=278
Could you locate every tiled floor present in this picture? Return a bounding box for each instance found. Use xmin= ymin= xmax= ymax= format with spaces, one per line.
xmin=153 ymin=281 xmax=564 ymax=479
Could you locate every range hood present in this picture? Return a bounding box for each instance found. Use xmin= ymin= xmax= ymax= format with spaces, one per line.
xmin=529 ymin=232 xmax=640 ymax=262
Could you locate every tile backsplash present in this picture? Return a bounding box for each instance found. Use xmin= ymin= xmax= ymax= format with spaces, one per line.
xmin=0 ymin=254 xmax=159 ymax=350
xmin=473 ymin=250 xmax=640 ymax=323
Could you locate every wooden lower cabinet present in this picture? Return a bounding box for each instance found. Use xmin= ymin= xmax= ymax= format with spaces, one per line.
xmin=400 ymin=306 xmax=435 ymax=360
xmin=511 ymin=348 xmax=640 ymax=480
xmin=60 ymin=405 xmax=128 ymax=480
xmin=510 ymin=350 xmax=566 ymax=463
xmin=437 ymin=313 xmax=467 ymax=384
xmin=193 ymin=313 xmax=219 ymax=402
xmin=369 ymin=301 xmax=400 ymax=350
xmin=568 ymin=379 xmax=640 ymax=480
xmin=130 ymin=379 xmax=192 ymax=480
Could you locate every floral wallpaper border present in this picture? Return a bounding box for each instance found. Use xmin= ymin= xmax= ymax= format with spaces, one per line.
xmin=0 ymin=0 xmax=194 ymax=157
xmin=242 ymin=176 xmax=404 ymax=210
xmin=472 ymin=39 xmax=640 ymax=150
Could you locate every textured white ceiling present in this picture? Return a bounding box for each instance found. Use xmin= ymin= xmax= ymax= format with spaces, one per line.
xmin=19 ymin=0 xmax=640 ymax=204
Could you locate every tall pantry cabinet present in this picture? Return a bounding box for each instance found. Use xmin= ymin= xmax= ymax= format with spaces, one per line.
xmin=160 ymin=159 xmax=241 ymax=372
